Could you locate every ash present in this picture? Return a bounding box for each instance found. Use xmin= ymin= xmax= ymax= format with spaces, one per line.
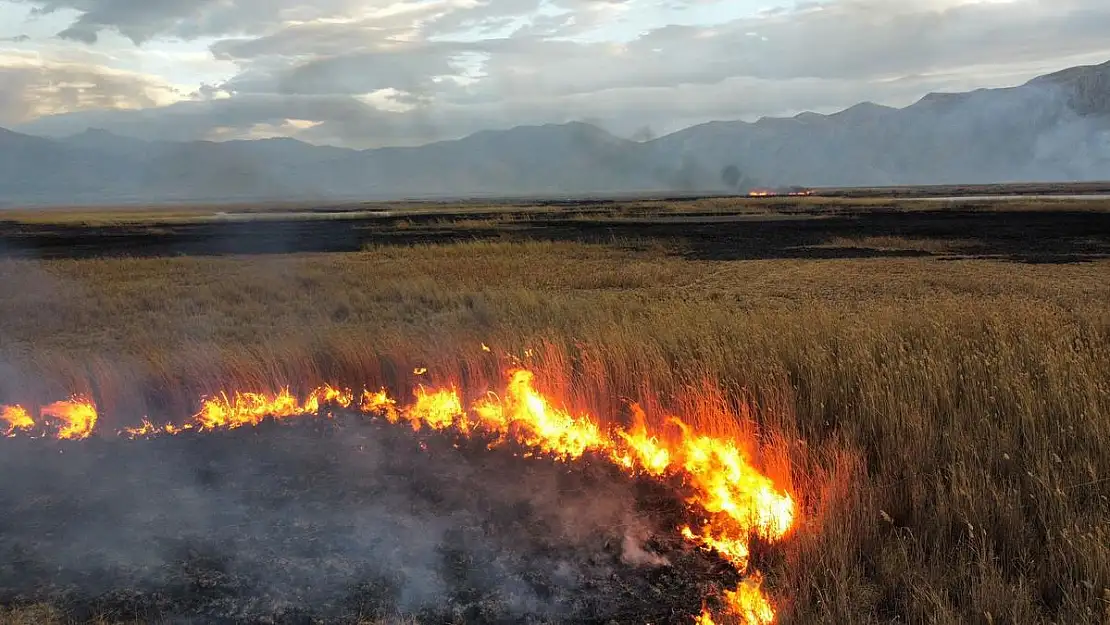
xmin=0 ymin=415 xmax=738 ymax=624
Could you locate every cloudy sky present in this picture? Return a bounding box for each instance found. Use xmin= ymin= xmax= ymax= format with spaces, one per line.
xmin=1 ymin=0 xmax=1109 ymax=148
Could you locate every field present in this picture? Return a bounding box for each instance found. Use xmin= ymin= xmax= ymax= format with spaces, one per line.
xmin=1 ymin=196 xmax=1108 ymax=624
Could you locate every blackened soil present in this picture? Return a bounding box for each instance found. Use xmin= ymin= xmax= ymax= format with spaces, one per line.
xmin=2 ymin=203 xmax=1110 ymax=264
xmin=0 ymin=416 xmax=736 ymax=624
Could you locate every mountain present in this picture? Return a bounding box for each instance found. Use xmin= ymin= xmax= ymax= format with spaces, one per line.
xmin=650 ymin=60 xmax=1110 ymax=187
xmin=3 ymin=60 xmax=1110 ymax=204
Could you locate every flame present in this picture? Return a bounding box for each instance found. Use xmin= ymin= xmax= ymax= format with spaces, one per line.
xmin=124 ymin=419 xmax=159 ymax=438
xmin=473 ymin=369 xmax=606 ymax=459
xmin=0 ymin=365 xmax=795 ymax=623
xmin=303 ymin=384 xmax=355 ymax=414
xmin=615 ymin=404 xmax=670 ymax=476
xmin=747 ymin=188 xmax=813 ymax=198
xmin=360 ymin=388 xmax=398 ymax=417
xmin=721 ymin=573 xmax=776 ymax=625
xmin=40 ymin=397 xmax=98 ymax=440
xmin=2 ymin=405 xmax=34 ymax=435
xmin=404 ymin=386 xmax=465 ymax=431
xmin=193 ymin=384 xmax=354 ymax=430
xmin=694 ymin=571 xmax=775 ymax=625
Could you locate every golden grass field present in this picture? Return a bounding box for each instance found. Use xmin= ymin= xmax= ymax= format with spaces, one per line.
xmin=1 ymin=197 xmax=1109 ymax=624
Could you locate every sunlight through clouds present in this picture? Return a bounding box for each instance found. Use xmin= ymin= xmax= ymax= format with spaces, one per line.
xmin=1 ymin=0 xmax=1108 ymax=146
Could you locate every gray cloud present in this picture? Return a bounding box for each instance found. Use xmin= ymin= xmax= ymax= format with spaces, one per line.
xmin=6 ymin=0 xmax=1110 ymax=147
xmin=224 ymin=45 xmax=461 ymax=97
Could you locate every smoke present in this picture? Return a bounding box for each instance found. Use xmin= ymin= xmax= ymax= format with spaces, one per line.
xmin=0 ymin=415 xmax=696 ymax=622
xmin=621 ymin=528 xmax=671 ymax=568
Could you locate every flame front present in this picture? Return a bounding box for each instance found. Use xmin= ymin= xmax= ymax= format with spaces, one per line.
xmin=2 ymin=365 xmax=795 ymax=623
xmin=193 ymin=384 xmax=355 ymax=430
xmin=39 ymin=397 xmax=99 ymax=440
xmin=473 ymin=369 xmax=606 ymax=459
xmin=2 ymin=405 xmax=34 ymax=435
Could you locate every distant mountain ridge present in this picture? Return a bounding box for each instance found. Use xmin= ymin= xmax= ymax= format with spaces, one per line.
xmin=3 ymin=60 xmax=1110 ymax=204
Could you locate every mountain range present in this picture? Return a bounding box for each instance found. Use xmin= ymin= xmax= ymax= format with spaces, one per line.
xmin=2 ymin=60 xmax=1110 ymax=205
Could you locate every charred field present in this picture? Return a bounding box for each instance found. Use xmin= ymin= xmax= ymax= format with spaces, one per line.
xmin=1 ymin=195 xmax=1109 ymax=625
xmin=0 ymin=414 xmax=733 ymax=625
xmin=2 ymin=195 xmax=1110 ymax=263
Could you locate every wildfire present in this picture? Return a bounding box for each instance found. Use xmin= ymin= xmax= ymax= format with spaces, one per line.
xmin=0 ymin=365 xmax=796 ymax=623
xmin=747 ymin=188 xmax=814 ymax=198
xmin=3 ymin=397 xmax=98 ymax=439
xmin=193 ymin=384 xmax=354 ymax=430
xmin=2 ymin=405 xmax=34 ymax=435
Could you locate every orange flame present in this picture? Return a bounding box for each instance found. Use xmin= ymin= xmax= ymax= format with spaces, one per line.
xmin=404 ymin=386 xmax=465 ymax=431
xmin=1 ymin=365 xmax=795 ymax=623
xmin=360 ymin=388 xmax=398 ymax=417
xmin=123 ymin=419 xmax=160 ymax=438
xmin=2 ymin=405 xmax=34 ymax=436
xmin=193 ymin=384 xmax=354 ymax=430
xmin=40 ymin=397 xmax=98 ymax=440
xmin=473 ymin=369 xmax=606 ymax=459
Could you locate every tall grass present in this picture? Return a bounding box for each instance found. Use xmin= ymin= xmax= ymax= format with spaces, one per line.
xmin=1 ymin=240 xmax=1108 ymax=624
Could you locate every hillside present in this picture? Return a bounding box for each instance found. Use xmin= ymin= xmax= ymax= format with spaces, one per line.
xmin=2 ymin=60 xmax=1109 ymax=204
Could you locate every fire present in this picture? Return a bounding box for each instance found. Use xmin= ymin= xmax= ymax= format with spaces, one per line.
xmin=303 ymin=385 xmax=355 ymax=414
xmin=40 ymin=397 xmax=98 ymax=440
xmin=722 ymin=573 xmax=776 ymax=625
xmin=676 ymin=421 xmax=794 ymax=539
xmin=1 ymin=405 xmax=34 ymax=435
xmin=473 ymin=369 xmax=606 ymax=459
xmin=696 ymin=572 xmax=776 ymax=625
xmin=124 ymin=419 xmax=161 ymax=438
xmin=194 ymin=384 xmax=354 ymax=430
xmin=0 ymin=364 xmax=796 ymax=623
xmin=747 ymin=188 xmax=813 ymax=198
xmin=615 ymin=404 xmax=671 ymax=476
xmin=360 ymin=388 xmax=397 ymax=415
xmin=404 ymin=386 xmax=465 ymax=431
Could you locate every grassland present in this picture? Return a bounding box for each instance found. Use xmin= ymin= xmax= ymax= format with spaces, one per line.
xmin=1 ymin=197 xmax=1108 ymax=624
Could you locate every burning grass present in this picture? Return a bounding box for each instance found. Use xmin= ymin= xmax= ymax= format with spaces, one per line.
xmin=1 ymin=365 xmax=796 ymax=623
xmin=0 ymin=228 xmax=1109 ymax=624
xmin=0 ymin=410 xmax=751 ymax=624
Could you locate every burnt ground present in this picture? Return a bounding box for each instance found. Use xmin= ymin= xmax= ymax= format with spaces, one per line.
xmin=1 ymin=202 xmax=1109 ymax=264
xmin=0 ymin=416 xmax=739 ymax=625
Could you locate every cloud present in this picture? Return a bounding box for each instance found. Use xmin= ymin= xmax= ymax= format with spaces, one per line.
xmin=6 ymin=0 xmax=1110 ymax=146
xmin=0 ymin=51 xmax=183 ymax=125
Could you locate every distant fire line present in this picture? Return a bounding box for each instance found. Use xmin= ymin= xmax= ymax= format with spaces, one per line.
xmin=747 ymin=187 xmax=814 ymax=198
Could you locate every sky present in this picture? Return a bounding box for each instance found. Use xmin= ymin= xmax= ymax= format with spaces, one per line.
xmin=1 ymin=0 xmax=1109 ymax=148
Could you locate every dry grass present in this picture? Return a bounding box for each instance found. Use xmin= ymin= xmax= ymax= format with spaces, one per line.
xmin=1 ymin=238 xmax=1108 ymax=624
xmin=815 ymin=235 xmax=979 ymax=254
